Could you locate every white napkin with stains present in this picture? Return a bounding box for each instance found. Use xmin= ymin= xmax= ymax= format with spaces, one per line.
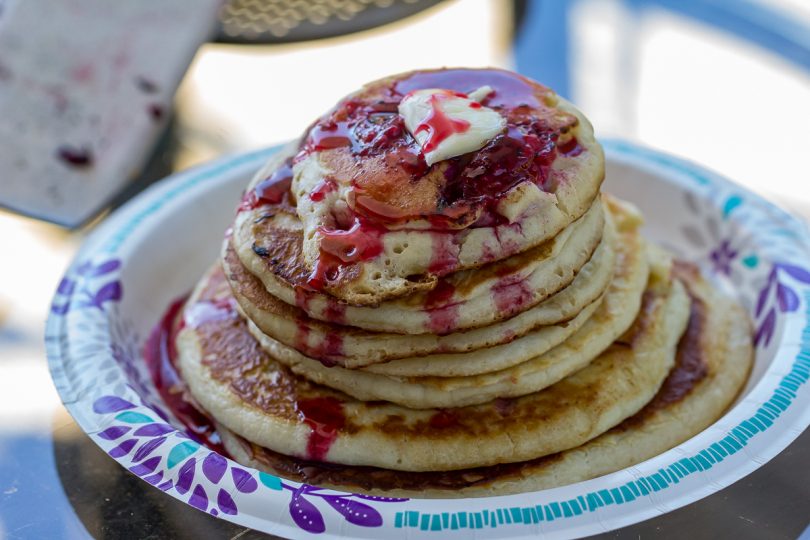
xmin=0 ymin=0 xmax=220 ymax=227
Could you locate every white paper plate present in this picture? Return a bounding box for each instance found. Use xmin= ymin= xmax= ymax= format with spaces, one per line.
xmin=46 ymin=140 xmax=810 ymax=539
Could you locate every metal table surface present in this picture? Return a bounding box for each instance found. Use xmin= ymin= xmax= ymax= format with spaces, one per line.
xmin=1 ymin=1 xmax=809 ymax=538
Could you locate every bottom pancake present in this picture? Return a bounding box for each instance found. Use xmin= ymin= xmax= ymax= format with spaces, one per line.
xmin=217 ymin=262 xmax=752 ymax=497
xmin=176 ymin=261 xmax=689 ymax=472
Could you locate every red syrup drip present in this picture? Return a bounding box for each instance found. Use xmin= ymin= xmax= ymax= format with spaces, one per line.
xmin=143 ymin=297 xmax=227 ymax=455
xmin=238 ymin=157 xmax=294 ymax=212
xmin=323 ymin=297 xmax=347 ymax=324
xmin=294 ymin=287 xmax=311 ymax=312
xmin=412 ymin=93 xmax=471 ymax=153
xmin=318 ymin=333 xmax=344 ymax=363
xmin=428 ymin=232 xmax=458 ymax=275
xmin=307 ymin=121 xmax=354 ymax=151
xmin=424 ymin=279 xmax=460 ymax=335
xmin=306 ymin=251 xmax=343 ymax=292
xmin=294 ymin=320 xmax=311 ymax=354
xmin=294 ymin=321 xmax=342 ymax=367
xmin=491 ymin=276 xmax=533 ymax=316
xmin=306 ymin=216 xmax=386 ymax=292
xmin=294 ymin=288 xmax=347 ymax=325
xmin=320 ymin=216 xmax=385 ymax=263
xmin=426 ymin=303 xmax=460 ymax=335
xmin=296 ymin=397 xmax=346 ymax=461
xmin=425 ymin=279 xmax=456 ymax=308
xmin=309 ymin=178 xmax=337 ymax=202
xmin=557 ymin=135 xmax=583 ymax=157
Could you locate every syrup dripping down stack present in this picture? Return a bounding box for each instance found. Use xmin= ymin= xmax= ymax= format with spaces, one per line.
xmin=172 ymin=68 xmax=753 ymax=497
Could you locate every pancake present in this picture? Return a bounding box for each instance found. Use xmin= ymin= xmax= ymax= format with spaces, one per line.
xmin=175 ymin=260 xmax=688 ymax=472
xmin=226 ymin=205 xmax=614 ymax=368
xmin=234 ymin=68 xmax=604 ymax=305
xmin=243 ymin=220 xmax=646 ymax=407
xmin=218 ymin=262 xmax=753 ymax=497
xmin=233 ymin=182 xmax=607 ymax=336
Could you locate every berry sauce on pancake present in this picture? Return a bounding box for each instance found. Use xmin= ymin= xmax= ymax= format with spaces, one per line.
xmin=236 ymin=68 xmax=582 ymax=293
xmin=145 ymin=270 xmax=349 ymax=462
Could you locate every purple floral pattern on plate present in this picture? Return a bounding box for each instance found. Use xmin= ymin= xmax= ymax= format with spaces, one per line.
xmin=678 ymin=189 xmax=810 ymax=351
xmin=92 ymin=395 xmax=407 ymax=532
xmin=753 ymin=263 xmax=810 ymax=347
xmin=52 ymin=258 xmax=123 ymax=315
xmin=709 ymin=239 xmax=738 ymax=276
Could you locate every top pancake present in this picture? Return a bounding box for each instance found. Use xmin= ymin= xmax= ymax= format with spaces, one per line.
xmin=234 ymin=68 xmax=604 ymax=305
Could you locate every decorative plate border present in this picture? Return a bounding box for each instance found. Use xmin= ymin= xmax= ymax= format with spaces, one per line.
xmin=45 ymin=141 xmax=810 ymax=539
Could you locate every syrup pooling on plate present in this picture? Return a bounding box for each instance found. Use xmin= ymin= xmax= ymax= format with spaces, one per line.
xmin=143 ymin=296 xmax=227 ymax=455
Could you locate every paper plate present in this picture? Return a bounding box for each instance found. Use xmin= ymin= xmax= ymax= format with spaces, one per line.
xmin=46 ymin=140 xmax=810 ymax=539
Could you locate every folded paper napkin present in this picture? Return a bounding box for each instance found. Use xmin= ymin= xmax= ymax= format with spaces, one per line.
xmin=0 ymin=0 xmax=220 ymax=227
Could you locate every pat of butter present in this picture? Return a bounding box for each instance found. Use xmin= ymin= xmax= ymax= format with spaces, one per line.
xmin=399 ymin=86 xmax=506 ymax=166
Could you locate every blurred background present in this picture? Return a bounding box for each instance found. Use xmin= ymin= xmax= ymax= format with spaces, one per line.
xmin=0 ymin=0 xmax=808 ymax=537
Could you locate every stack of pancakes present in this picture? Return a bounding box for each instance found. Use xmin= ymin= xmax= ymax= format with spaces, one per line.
xmin=174 ymin=68 xmax=752 ymax=497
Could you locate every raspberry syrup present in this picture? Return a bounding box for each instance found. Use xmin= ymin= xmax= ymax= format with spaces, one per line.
xmin=309 ymin=178 xmax=337 ymax=202
xmin=305 ymin=217 xmax=386 ymax=291
xmin=143 ymin=297 xmax=227 ymax=455
xmin=255 ymin=69 xmax=583 ymax=291
xmin=423 ymin=279 xmax=460 ymax=334
xmin=293 ymin=321 xmax=343 ymax=367
xmin=239 ymin=157 xmax=294 ymax=211
xmin=296 ymin=397 xmax=346 ymax=461
xmin=492 ymin=276 xmax=534 ymax=316
xmin=412 ymin=92 xmax=471 ymax=153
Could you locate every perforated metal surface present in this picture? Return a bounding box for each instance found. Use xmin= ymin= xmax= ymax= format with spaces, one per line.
xmin=216 ymin=0 xmax=446 ymax=43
